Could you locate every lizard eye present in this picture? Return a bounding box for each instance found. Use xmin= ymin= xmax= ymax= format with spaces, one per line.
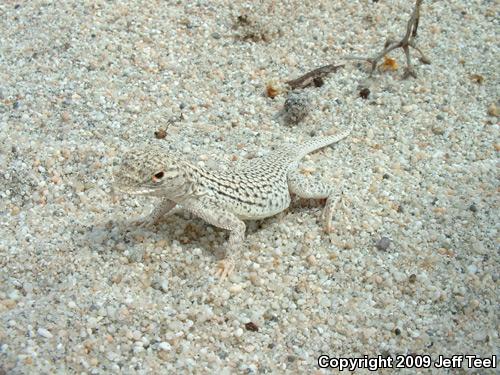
xmin=152 ymin=171 xmax=164 ymax=182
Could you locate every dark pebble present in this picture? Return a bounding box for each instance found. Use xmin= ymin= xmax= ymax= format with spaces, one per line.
xmin=245 ymin=322 xmax=259 ymax=332
xmin=154 ymin=129 xmax=167 ymax=139
xmin=313 ymin=77 xmax=324 ymax=87
xmin=359 ymin=87 xmax=370 ymax=99
xmin=376 ymin=237 xmax=391 ymax=251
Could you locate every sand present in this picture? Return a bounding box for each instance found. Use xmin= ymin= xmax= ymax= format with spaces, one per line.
xmin=0 ymin=0 xmax=498 ymax=373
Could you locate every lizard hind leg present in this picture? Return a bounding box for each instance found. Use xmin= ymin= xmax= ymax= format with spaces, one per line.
xmin=287 ymin=170 xmax=343 ymax=233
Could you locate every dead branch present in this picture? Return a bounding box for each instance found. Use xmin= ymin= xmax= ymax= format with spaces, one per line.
xmin=344 ymin=0 xmax=430 ymax=79
xmin=286 ymin=63 xmax=344 ymax=90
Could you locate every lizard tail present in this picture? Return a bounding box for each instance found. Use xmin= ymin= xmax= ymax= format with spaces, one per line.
xmin=296 ymin=124 xmax=352 ymax=160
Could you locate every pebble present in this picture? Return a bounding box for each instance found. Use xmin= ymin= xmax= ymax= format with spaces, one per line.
xmin=229 ymin=284 xmax=243 ymax=293
xmin=61 ymin=112 xmax=71 ymax=122
xmin=158 ymin=342 xmax=171 ymax=351
xmin=37 ymin=328 xmax=53 ymax=339
xmin=283 ymin=91 xmax=311 ymax=125
xmin=466 ymin=264 xmax=477 ymax=274
xmin=487 ymin=103 xmax=498 ymax=117
xmin=375 ymin=237 xmax=391 ymax=251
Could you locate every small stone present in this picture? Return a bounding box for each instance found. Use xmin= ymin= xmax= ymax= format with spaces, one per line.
xmin=2 ymin=299 xmax=16 ymax=309
xmin=154 ymin=129 xmax=167 ymax=139
xmin=133 ymin=345 xmax=144 ymax=354
xmin=244 ymin=322 xmax=259 ymax=332
xmin=249 ymin=272 xmax=261 ymax=286
xmin=306 ymin=254 xmax=317 ymax=266
xmin=359 ymin=87 xmax=370 ymax=99
xmin=61 ymin=149 xmax=71 ymax=159
xmin=432 ymin=126 xmax=445 ymax=135
xmin=211 ymin=32 xmax=221 ymax=39
xmin=229 ymin=284 xmax=243 ymax=293
xmin=61 ymin=111 xmax=71 ymax=122
xmin=468 ymin=203 xmax=477 ymax=212
xmin=313 ymin=77 xmax=324 ymax=87
xmin=467 ymin=264 xmax=477 ymax=274
xmin=37 ymin=327 xmax=53 ymax=339
xmin=469 ymin=299 xmax=480 ymax=309
xmin=158 ymin=341 xmax=172 ymax=352
xmin=487 ymin=103 xmax=498 ymax=117
xmin=234 ymin=328 xmax=243 ymax=337
xmin=408 ymin=274 xmax=417 ymax=283
xmin=375 ymin=237 xmax=391 ymax=251
xmin=132 ymin=330 xmax=141 ymax=341
xmin=284 ymin=91 xmax=311 ymax=125
xmin=473 ymin=331 xmax=487 ymax=342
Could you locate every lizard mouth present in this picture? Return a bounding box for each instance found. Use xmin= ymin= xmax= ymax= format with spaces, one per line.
xmin=111 ymin=183 xmax=160 ymax=196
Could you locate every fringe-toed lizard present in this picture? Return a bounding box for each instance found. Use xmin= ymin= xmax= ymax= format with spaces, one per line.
xmin=112 ymin=125 xmax=351 ymax=280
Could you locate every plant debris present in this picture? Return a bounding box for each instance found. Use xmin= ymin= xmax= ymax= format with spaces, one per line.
xmin=344 ymin=0 xmax=430 ymax=78
xmin=286 ymin=64 xmax=344 ymax=90
xmin=469 ymin=74 xmax=484 ymax=84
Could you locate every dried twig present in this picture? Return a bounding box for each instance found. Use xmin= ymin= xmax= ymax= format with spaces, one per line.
xmin=344 ymin=0 xmax=430 ymax=78
xmin=286 ymin=63 xmax=344 ymax=90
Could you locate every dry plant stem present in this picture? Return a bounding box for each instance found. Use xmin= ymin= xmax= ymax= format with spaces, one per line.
xmin=286 ymin=64 xmax=344 ymax=90
xmin=345 ymin=0 xmax=429 ymax=78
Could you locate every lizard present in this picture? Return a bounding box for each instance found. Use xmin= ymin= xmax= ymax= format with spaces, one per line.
xmin=112 ymin=125 xmax=351 ymax=280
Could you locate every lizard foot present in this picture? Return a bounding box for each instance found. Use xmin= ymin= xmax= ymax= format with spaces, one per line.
xmin=127 ymin=216 xmax=156 ymax=229
xmin=128 ymin=211 xmax=171 ymax=229
xmin=324 ymin=222 xmax=334 ymax=234
xmin=215 ymin=259 xmax=235 ymax=281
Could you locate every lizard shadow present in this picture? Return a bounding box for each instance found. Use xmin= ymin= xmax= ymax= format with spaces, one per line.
xmin=80 ymin=196 xmax=327 ymax=263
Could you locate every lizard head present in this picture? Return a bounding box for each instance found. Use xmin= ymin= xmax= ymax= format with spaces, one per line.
xmin=112 ymin=148 xmax=189 ymax=198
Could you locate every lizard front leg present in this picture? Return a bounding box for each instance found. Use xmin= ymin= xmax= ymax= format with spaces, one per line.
xmin=131 ymin=198 xmax=178 ymax=228
xmin=182 ymin=199 xmax=246 ymax=281
xmin=287 ymin=170 xmax=343 ymax=233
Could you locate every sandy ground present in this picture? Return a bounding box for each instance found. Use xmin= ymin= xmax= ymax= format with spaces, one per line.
xmin=0 ymin=0 xmax=498 ymax=373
